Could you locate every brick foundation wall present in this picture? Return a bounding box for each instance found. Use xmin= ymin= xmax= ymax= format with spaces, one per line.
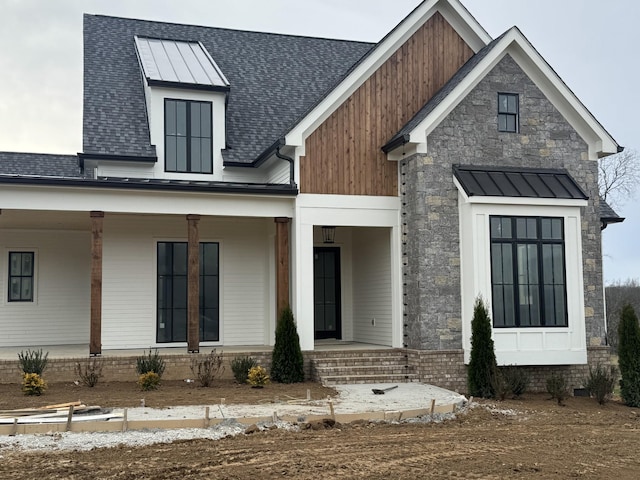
xmin=406 ymin=346 xmax=612 ymax=395
xmin=0 ymin=351 xmax=297 ymax=384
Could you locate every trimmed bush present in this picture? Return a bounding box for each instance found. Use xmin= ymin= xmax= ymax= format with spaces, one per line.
xmin=467 ymin=297 xmax=498 ymax=398
xmin=546 ymin=373 xmax=570 ymax=405
xmin=231 ymin=356 xmax=257 ymax=384
xmin=618 ymin=304 xmax=640 ymax=407
xmin=190 ymin=349 xmax=225 ymax=387
xmin=136 ymin=349 xmax=166 ymax=378
xmin=18 ymin=349 xmax=48 ymax=376
xmin=75 ymin=357 xmax=104 ymax=387
xmin=22 ymin=373 xmax=46 ymax=396
xmin=271 ymin=306 xmax=304 ymax=383
xmin=491 ymin=370 xmax=511 ymax=401
xmin=138 ymin=372 xmax=161 ymax=391
xmin=247 ymin=366 xmax=270 ymax=387
xmin=584 ymin=363 xmax=617 ymax=405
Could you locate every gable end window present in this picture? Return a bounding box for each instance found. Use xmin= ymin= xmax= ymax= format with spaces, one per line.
xmin=498 ymin=93 xmax=519 ymax=133
xmin=8 ymin=252 xmax=34 ymax=302
xmin=490 ymin=216 xmax=567 ymax=328
xmin=165 ymin=99 xmax=212 ymax=174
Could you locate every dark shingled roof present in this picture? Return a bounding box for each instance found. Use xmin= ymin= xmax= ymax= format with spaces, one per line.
xmin=83 ymin=15 xmax=373 ymax=164
xmin=382 ymin=30 xmax=509 ymax=153
xmin=453 ymin=165 xmax=589 ymax=200
xmin=0 ymin=152 xmax=82 ymax=177
xmin=599 ymin=199 xmax=624 ymax=226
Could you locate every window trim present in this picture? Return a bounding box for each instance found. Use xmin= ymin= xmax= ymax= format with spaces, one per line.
xmin=7 ymin=251 xmax=35 ymax=303
xmin=164 ymin=98 xmax=213 ymax=174
xmin=497 ymin=92 xmax=519 ymax=133
xmin=489 ymin=215 xmax=568 ymax=328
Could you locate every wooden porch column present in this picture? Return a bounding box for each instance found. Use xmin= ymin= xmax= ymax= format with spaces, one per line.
xmin=187 ymin=214 xmax=201 ymax=353
xmin=89 ymin=211 xmax=104 ymax=356
xmin=275 ymin=217 xmax=291 ymax=317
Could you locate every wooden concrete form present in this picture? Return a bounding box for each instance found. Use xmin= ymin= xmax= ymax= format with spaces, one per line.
xmin=0 ymin=401 xmax=457 ymax=436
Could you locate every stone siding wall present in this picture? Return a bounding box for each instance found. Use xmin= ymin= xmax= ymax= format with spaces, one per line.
xmin=402 ymin=54 xmax=605 ymax=351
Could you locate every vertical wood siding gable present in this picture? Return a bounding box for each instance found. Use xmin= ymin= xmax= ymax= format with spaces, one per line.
xmin=300 ymin=12 xmax=474 ymax=196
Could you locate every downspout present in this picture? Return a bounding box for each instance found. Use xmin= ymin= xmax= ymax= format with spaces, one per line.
xmin=275 ymin=143 xmax=296 ymax=188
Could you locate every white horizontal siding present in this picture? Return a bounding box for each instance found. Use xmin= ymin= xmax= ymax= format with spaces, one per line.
xmin=101 ymin=215 xmax=272 ymax=349
xmin=96 ymin=164 xmax=156 ymax=178
xmin=265 ymin=161 xmax=289 ymax=184
xmin=352 ymin=228 xmax=392 ymax=346
xmin=0 ymin=230 xmax=90 ymax=347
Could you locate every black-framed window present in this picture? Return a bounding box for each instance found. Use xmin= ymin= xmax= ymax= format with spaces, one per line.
xmin=490 ymin=216 xmax=567 ymax=328
xmin=165 ymin=99 xmax=212 ymax=174
xmin=498 ymin=93 xmax=519 ymax=133
xmin=8 ymin=252 xmax=34 ymax=302
xmin=157 ymin=242 xmax=219 ymax=343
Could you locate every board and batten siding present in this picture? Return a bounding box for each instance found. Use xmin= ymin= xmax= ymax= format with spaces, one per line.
xmin=0 ymin=230 xmax=90 ymax=347
xmin=351 ymin=227 xmax=392 ymax=346
xmin=100 ymin=215 xmax=273 ymax=349
xmin=299 ymin=12 xmax=473 ymax=196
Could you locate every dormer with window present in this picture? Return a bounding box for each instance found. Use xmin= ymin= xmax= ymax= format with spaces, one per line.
xmin=135 ymin=36 xmax=229 ymax=180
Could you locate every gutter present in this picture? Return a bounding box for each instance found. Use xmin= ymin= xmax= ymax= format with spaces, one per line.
xmin=381 ymin=134 xmax=410 ymax=154
xmin=225 ymin=138 xmax=297 ymax=188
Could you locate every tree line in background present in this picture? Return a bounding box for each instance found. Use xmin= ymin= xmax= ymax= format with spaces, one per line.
xmin=605 ymin=279 xmax=640 ymax=352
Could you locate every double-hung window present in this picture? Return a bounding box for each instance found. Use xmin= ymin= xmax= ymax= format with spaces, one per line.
xmin=490 ymin=216 xmax=567 ymax=327
xmin=165 ymin=99 xmax=212 ymax=174
xmin=8 ymin=252 xmax=34 ymax=302
xmin=498 ymin=93 xmax=519 ymax=133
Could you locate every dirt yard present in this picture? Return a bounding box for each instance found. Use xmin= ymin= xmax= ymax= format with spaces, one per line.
xmin=1 ymin=383 xmax=640 ymax=479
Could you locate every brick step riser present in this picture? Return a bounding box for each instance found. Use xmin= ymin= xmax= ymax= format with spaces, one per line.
xmin=314 ymin=366 xmax=416 ymax=375
xmin=309 ymin=350 xmax=406 ymax=359
xmin=320 ymin=375 xmax=420 ymax=385
xmin=312 ymin=359 xmax=409 ymax=368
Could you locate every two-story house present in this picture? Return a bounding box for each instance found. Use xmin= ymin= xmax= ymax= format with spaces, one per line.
xmin=0 ymin=0 xmax=623 ymax=390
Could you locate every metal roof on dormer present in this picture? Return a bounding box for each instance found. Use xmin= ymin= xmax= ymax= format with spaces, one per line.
xmin=134 ymin=36 xmax=230 ymax=91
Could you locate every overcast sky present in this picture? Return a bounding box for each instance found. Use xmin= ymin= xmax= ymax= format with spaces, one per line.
xmin=0 ymin=0 xmax=638 ymax=283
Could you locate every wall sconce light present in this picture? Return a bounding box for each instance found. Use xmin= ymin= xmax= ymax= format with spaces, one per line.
xmin=322 ymin=226 xmax=336 ymax=244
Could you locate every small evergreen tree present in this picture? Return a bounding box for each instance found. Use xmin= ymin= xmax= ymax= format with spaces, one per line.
xmin=618 ymin=303 xmax=640 ymax=407
xmin=468 ymin=297 xmax=498 ymax=398
xmin=271 ymin=306 xmax=305 ymax=383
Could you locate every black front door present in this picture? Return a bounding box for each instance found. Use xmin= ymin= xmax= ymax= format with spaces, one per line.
xmin=314 ymin=247 xmax=341 ymax=339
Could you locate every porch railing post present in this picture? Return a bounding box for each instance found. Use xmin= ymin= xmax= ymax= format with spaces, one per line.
xmin=89 ymin=211 xmax=104 ymax=356
xmin=274 ymin=217 xmax=291 ymax=318
xmin=187 ymin=214 xmax=201 ymax=353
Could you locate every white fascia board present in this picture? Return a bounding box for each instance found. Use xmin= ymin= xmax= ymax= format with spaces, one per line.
xmin=285 ymin=0 xmax=490 ymax=147
xmin=0 ymin=185 xmax=295 ymax=218
xmin=297 ymin=194 xmax=400 ymax=227
xmin=403 ymin=28 xmax=618 ymax=159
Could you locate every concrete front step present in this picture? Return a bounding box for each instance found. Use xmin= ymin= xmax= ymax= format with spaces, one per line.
xmin=321 ymin=373 xmax=420 ymax=385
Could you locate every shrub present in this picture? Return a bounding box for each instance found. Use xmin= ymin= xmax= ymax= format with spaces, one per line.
xmin=138 ymin=372 xmax=161 ymax=391
xmin=584 ymin=363 xmax=617 ymax=405
xmin=190 ymin=349 xmax=225 ymax=387
xmin=491 ymin=370 xmax=511 ymax=401
xmin=618 ymin=304 xmax=640 ymax=407
xmin=136 ymin=349 xmax=166 ymax=378
xmin=467 ymin=297 xmax=498 ymax=398
xmin=546 ymin=373 xmax=570 ymax=405
xmin=271 ymin=306 xmax=304 ymax=383
xmin=247 ymin=366 xmax=270 ymax=387
xmin=22 ymin=373 xmax=46 ymax=396
xmin=75 ymin=357 xmax=104 ymax=387
xmin=501 ymin=366 xmax=530 ymax=398
xmin=18 ymin=349 xmax=49 ymax=375
xmin=231 ymin=356 xmax=257 ymax=384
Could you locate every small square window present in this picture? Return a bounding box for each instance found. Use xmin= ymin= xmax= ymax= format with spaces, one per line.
xmin=8 ymin=252 xmax=34 ymax=302
xmin=498 ymin=93 xmax=519 ymax=133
